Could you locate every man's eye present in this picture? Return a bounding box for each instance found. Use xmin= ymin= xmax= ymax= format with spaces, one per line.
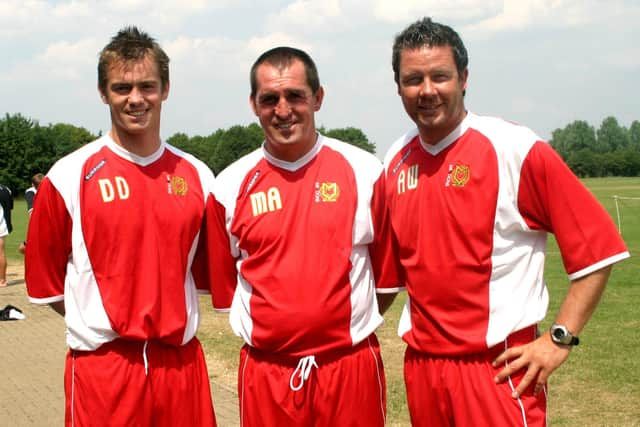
xmin=287 ymin=93 xmax=305 ymax=103
xmin=260 ymin=96 xmax=278 ymax=106
xmin=112 ymin=85 xmax=131 ymax=94
xmin=403 ymin=76 xmax=422 ymax=86
xmin=141 ymin=83 xmax=157 ymax=91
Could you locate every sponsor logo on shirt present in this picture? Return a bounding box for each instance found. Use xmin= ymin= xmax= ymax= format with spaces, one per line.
xmin=250 ymin=187 xmax=282 ymax=216
xmin=315 ymin=182 xmax=340 ymax=202
xmin=244 ymin=170 xmax=261 ymax=195
xmin=168 ymin=176 xmax=188 ymax=196
xmin=392 ymin=148 xmax=413 ymax=175
xmin=85 ymin=159 xmax=106 ymax=181
xmin=445 ymin=164 xmax=470 ymax=187
xmin=397 ymin=164 xmax=418 ymax=195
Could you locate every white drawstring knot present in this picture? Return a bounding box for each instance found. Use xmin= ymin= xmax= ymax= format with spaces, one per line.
xmin=289 ymin=355 xmax=318 ymax=391
xmin=142 ymin=340 xmax=149 ymax=376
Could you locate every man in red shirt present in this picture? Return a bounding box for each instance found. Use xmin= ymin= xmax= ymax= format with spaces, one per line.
xmin=209 ymin=47 xmax=399 ymax=426
xmin=382 ymin=17 xmax=629 ymax=426
xmin=25 ymin=27 xmax=218 ymax=426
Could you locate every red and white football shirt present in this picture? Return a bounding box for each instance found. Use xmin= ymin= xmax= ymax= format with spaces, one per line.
xmin=383 ymin=112 xmax=629 ymax=355
xmin=210 ymin=134 xmax=399 ymax=357
xmin=25 ymin=135 xmax=218 ymax=350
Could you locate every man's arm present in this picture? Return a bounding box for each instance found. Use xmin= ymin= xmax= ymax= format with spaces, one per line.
xmin=493 ymin=265 xmax=612 ymax=398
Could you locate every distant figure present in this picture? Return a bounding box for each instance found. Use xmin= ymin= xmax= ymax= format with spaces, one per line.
xmin=0 ymin=205 xmax=8 ymax=287
xmin=0 ymin=183 xmax=13 ymax=234
xmin=18 ymin=173 xmax=43 ymax=254
xmin=0 ymin=184 xmax=13 ymax=287
xmin=25 ymin=173 xmax=44 ymax=215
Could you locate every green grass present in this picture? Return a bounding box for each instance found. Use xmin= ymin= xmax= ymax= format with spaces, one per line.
xmin=4 ymin=199 xmax=28 ymax=261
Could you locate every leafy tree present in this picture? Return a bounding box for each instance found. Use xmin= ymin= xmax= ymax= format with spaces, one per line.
xmin=567 ymin=149 xmax=603 ymax=177
xmin=211 ymin=123 xmax=264 ymax=174
xmin=46 ymin=123 xmax=95 ymax=159
xmin=320 ymin=126 xmax=376 ymax=154
xmin=628 ymin=120 xmax=640 ymax=150
xmin=596 ymin=116 xmax=629 ymax=152
xmin=0 ymin=113 xmax=39 ymax=193
xmin=550 ymin=120 xmax=596 ymax=159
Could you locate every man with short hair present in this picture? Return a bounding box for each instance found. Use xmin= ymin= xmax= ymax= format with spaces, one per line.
xmin=209 ymin=46 xmax=399 ymax=426
xmin=382 ymin=17 xmax=630 ymax=426
xmin=25 ymin=26 xmax=218 ymax=426
xmin=24 ymin=173 xmax=43 ymax=215
xmin=18 ymin=173 xmax=43 ymax=255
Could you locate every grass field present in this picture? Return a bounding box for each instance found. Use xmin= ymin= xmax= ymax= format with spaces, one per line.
xmin=7 ymin=177 xmax=639 ymax=425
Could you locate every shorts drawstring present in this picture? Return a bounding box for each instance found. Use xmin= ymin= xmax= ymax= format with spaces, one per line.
xmin=142 ymin=340 xmax=149 ymax=376
xmin=289 ymin=355 xmax=318 ymax=391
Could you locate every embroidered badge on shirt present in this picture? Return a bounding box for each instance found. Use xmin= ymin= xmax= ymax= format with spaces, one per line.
xmin=445 ymin=164 xmax=470 ymax=187
xmin=315 ymin=182 xmax=340 ymax=202
xmin=167 ymin=175 xmax=188 ymax=196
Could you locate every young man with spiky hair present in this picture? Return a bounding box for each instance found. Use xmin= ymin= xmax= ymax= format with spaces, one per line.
xmin=382 ymin=17 xmax=629 ymax=426
xmin=209 ymin=46 xmax=400 ymax=426
xmin=25 ymin=27 xmax=219 ymax=426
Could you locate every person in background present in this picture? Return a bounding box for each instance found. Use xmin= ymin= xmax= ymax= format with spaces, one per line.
xmin=209 ymin=46 xmax=399 ymax=426
xmin=0 ymin=202 xmax=9 ymax=287
xmin=0 ymin=183 xmax=13 ymax=287
xmin=382 ymin=17 xmax=629 ymax=426
xmin=25 ymin=26 xmax=218 ymax=426
xmin=18 ymin=173 xmax=43 ymax=255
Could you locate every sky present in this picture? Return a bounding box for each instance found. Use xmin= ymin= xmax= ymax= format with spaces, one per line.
xmin=1 ymin=0 xmax=639 ymax=159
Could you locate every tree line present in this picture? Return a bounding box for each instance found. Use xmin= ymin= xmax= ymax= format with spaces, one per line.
xmin=0 ymin=113 xmax=374 ymax=195
xmin=1 ymin=112 xmax=637 ymax=195
xmin=550 ymin=116 xmax=640 ymax=177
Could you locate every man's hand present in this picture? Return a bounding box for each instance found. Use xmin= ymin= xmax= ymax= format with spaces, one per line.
xmin=493 ymin=332 xmax=571 ymax=398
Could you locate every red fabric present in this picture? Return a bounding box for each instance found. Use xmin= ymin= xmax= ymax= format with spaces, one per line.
xmin=404 ymin=326 xmax=546 ymax=427
xmin=238 ymin=334 xmax=386 ymax=426
xmin=64 ymin=337 xmax=216 ymax=427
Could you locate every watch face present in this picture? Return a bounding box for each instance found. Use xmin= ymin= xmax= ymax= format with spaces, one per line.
xmin=553 ymin=328 xmax=565 ymax=340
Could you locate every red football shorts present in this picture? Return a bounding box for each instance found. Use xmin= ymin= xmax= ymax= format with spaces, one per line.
xmin=64 ymin=337 xmax=217 ymax=427
xmin=238 ymin=334 xmax=386 ymax=426
xmin=404 ymin=325 xmax=547 ymax=427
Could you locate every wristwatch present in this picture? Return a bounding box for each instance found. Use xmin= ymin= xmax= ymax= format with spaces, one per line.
xmin=550 ymin=324 xmax=580 ymax=346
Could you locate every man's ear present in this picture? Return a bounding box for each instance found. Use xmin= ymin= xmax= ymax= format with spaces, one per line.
xmin=161 ymin=80 xmax=170 ymax=101
xmin=98 ymin=86 xmax=108 ymax=104
xmin=313 ymin=86 xmax=324 ymax=112
xmin=249 ymin=94 xmax=258 ymax=116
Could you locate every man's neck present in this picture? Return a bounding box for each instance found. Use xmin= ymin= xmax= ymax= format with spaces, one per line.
xmin=109 ymin=128 xmax=161 ymax=157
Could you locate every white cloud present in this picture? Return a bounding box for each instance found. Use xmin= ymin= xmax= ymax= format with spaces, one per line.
xmin=372 ymin=0 xmax=502 ymax=24
xmin=265 ymin=0 xmax=345 ymax=34
xmin=246 ymin=32 xmax=313 ymax=56
xmin=1 ymin=38 xmax=98 ymax=82
xmin=465 ymin=0 xmax=640 ymax=34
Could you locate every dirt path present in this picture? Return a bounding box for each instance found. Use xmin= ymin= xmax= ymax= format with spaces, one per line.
xmin=0 ymin=261 xmax=239 ymax=426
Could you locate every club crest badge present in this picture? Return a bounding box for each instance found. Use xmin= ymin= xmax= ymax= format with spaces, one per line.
xmin=318 ymin=182 xmax=340 ymax=202
xmin=451 ymin=165 xmax=470 ymax=187
xmin=169 ymin=176 xmax=188 ymax=196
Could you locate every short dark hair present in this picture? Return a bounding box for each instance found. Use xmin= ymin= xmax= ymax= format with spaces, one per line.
xmin=98 ymin=26 xmax=170 ymax=92
xmin=32 ymin=173 xmax=44 ymax=188
xmin=392 ymin=17 xmax=468 ymax=84
xmin=250 ymin=46 xmax=320 ymax=98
